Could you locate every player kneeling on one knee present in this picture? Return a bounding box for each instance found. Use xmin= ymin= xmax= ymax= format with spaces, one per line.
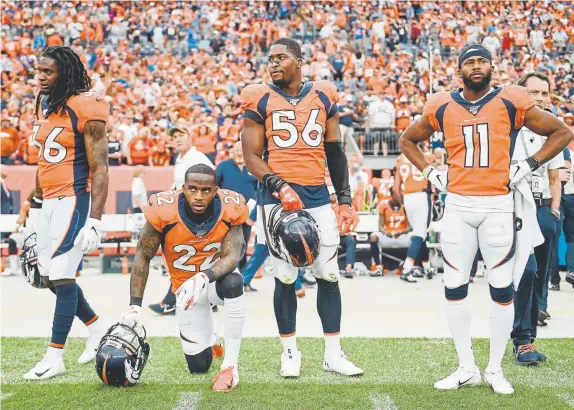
xmin=118 ymin=165 xmax=247 ymax=391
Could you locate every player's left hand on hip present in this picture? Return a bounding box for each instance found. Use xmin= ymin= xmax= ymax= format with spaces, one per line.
xmin=74 ymin=218 xmax=102 ymax=254
xmin=423 ymin=165 xmax=447 ymax=192
xmin=175 ymin=273 xmax=208 ymax=311
xmin=337 ymin=204 xmax=357 ymax=235
xmin=509 ymin=160 xmax=532 ymax=188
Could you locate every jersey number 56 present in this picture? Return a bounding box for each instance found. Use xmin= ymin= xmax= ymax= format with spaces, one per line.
xmin=271 ymin=109 xmax=324 ymax=148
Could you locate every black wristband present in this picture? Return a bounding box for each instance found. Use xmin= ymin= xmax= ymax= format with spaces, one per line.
xmin=337 ymin=190 xmax=352 ymax=206
xmin=130 ymin=296 xmax=143 ymax=307
xmin=203 ymin=269 xmax=216 ymax=283
xmin=262 ymin=173 xmax=287 ymax=194
xmin=30 ymin=196 xmax=43 ymax=209
xmin=526 ymin=156 xmax=541 ymax=172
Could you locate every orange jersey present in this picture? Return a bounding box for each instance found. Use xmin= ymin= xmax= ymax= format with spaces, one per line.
xmin=0 ymin=126 xmax=20 ymax=156
xmin=144 ymin=189 xmax=248 ymax=291
xmin=377 ymin=177 xmax=394 ymax=203
xmin=34 ymin=93 xmax=109 ymax=199
xmin=397 ymin=153 xmax=433 ymax=194
xmin=240 ymin=80 xmax=338 ymax=187
xmin=395 ymin=107 xmax=412 ymax=131
xmin=150 ymin=147 xmax=171 ymax=166
xmin=423 ymin=86 xmax=535 ymax=196
xmin=378 ymin=202 xmax=408 ymax=234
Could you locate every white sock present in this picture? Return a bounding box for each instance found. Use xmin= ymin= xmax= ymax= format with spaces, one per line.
xmin=221 ymin=295 xmax=246 ymax=369
xmin=445 ymin=299 xmax=475 ymax=369
xmin=45 ymin=346 xmax=64 ymax=362
xmin=281 ymin=335 xmax=298 ymax=354
xmin=486 ymin=301 xmax=514 ymax=372
xmin=9 ymin=255 xmax=19 ymax=273
xmin=86 ymin=317 xmax=105 ymax=335
xmin=403 ymin=257 xmax=414 ymax=273
xmin=324 ymin=333 xmax=341 ymax=355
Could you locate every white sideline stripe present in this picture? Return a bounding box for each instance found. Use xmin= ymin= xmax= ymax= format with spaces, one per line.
xmin=370 ymin=392 xmax=398 ymax=410
xmin=558 ymin=393 xmax=574 ymax=408
xmin=0 ymin=392 xmax=14 ymax=401
xmin=173 ymin=392 xmax=201 ymax=410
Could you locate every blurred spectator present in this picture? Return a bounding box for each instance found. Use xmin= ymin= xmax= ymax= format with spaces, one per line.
xmin=131 ymin=165 xmax=147 ymax=214
xmin=128 ymin=127 xmax=152 ymax=165
xmin=193 ymin=123 xmax=217 ymax=164
xmin=368 ymin=94 xmax=395 ymax=156
xmin=0 ymin=166 xmax=13 ymax=215
xmin=338 ymin=93 xmax=355 ymax=149
xmin=149 ymin=140 xmax=171 ymax=166
xmin=108 ymin=129 xmax=122 ymax=166
xmin=0 ymin=115 xmax=19 ymax=164
xmin=348 ymin=154 xmax=369 ymax=192
xmin=170 ymin=125 xmax=214 ymax=190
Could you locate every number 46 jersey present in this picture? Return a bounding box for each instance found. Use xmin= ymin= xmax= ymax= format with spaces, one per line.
xmin=240 ymin=80 xmax=338 ymax=193
xmin=144 ymin=189 xmax=248 ymax=291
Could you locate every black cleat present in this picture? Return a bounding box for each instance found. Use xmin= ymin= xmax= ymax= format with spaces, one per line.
xmin=566 ymin=272 xmax=574 ymax=288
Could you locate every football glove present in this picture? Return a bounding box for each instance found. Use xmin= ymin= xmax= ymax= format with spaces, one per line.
xmin=337 ymin=204 xmax=357 ymax=235
xmin=273 ymin=184 xmax=304 ymax=211
xmin=423 ymin=165 xmax=447 ymax=192
xmin=175 ymin=273 xmax=209 ymax=311
xmin=74 ymin=218 xmax=102 ymax=254
xmin=509 ymin=160 xmax=533 ymax=188
xmin=121 ymin=305 xmax=141 ymax=328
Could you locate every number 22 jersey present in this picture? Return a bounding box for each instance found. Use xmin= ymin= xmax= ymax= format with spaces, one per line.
xmin=144 ymin=189 xmax=248 ymax=291
xmin=240 ymin=80 xmax=339 ymax=207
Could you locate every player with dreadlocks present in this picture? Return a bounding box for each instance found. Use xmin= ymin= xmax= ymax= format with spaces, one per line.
xmin=24 ymin=46 xmax=110 ymax=380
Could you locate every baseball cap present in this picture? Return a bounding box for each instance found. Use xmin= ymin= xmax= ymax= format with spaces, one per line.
xmin=168 ymin=126 xmax=188 ymax=136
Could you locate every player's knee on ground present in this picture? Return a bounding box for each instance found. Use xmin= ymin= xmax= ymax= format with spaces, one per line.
xmin=184 ymin=347 xmax=213 ymax=374
xmin=7 ymin=238 xmax=17 ymax=255
xmin=489 ymin=284 xmax=513 ymax=305
xmin=216 ymin=272 xmax=244 ymax=300
xmin=444 ymin=283 xmax=469 ymax=301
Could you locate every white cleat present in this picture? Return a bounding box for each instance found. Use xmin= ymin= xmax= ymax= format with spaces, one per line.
xmin=23 ymin=359 xmax=65 ymax=381
xmin=484 ymin=369 xmax=514 ymax=394
xmin=434 ymin=366 xmax=481 ymax=390
xmin=78 ymin=328 xmax=106 ymax=364
xmin=280 ymin=349 xmax=301 ymax=378
xmin=323 ymin=350 xmax=363 ymax=376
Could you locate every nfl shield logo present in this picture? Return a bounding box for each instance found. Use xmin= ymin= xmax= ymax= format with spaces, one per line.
xmin=195 ymin=231 xmax=207 ymax=238
xmin=289 ymin=99 xmax=299 ymax=106
xmin=469 ymin=105 xmax=479 ymax=115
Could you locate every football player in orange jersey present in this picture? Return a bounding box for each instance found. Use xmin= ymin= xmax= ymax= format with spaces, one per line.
xmin=399 ymin=45 xmax=573 ymax=394
xmin=241 ymin=38 xmax=362 ymax=377
xmin=23 ymin=47 xmax=110 ymax=380
xmin=122 ymin=165 xmax=247 ymax=392
xmin=395 ymin=149 xmax=436 ymax=282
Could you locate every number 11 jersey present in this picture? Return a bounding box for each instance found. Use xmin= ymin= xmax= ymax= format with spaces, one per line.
xmin=423 ymin=85 xmax=535 ymax=196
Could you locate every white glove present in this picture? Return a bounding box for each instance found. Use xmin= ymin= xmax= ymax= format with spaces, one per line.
xmin=74 ymin=218 xmax=102 ymax=254
xmin=509 ymin=160 xmax=532 ymax=188
xmin=121 ymin=305 xmax=141 ymax=328
xmin=175 ymin=273 xmax=209 ymax=311
xmin=423 ymin=165 xmax=448 ymax=192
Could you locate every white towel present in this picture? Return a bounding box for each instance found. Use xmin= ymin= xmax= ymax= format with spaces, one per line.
xmin=512 ymin=178 xmax=544 ymax=288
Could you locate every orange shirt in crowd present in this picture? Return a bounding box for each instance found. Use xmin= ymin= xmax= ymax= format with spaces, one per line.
xmin=149 ymin=142 xmax=171 ymax=166
xmin=395 ymin=107 xmax=412 ymax=132
xmin=193 ymin=132 xmax=217 ymax=154
xmin=0 ymin=125 xmax=20 ymax=157
xmin=129 ymin=136 xmax=152 ymax=165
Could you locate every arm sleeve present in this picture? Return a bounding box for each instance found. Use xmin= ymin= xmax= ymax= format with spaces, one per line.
xmin=325 ymin=141 xmax=352 ymax=206
xmin=76 ymin=97 xmax=110 ymax=133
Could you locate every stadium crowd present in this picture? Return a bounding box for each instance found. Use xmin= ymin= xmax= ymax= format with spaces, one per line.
xmin=1 ymin=0 xmax=573 ymax=166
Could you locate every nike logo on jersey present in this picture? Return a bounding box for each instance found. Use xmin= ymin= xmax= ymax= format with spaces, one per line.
xmin=35 ymin=368 xmax=51 ymax=377
xmin=96 ymin=97 xmax=106 ymax=102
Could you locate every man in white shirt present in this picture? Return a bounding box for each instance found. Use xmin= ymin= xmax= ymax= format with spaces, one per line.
xmin=131 ymin=166 xmax=147 ymax=213
xmin=368 ymin=94 xmax=395 ymax=156
xmin=510 ymin=72 xmax=564 ymax=365
xmin=149 ymin=124 xmax=215 ymax=316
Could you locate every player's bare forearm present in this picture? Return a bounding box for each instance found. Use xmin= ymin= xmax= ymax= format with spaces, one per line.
xmin=209 ymin=225 xmax=244 ymax=281
xmin=130 ymin=222 xmax=161 ymax=305
xmin=525 ymin=107 xmax=574 ymax=164
xmin=399 ymin=116 xmax=436 ymax=172
xmin=548 ymin=168 xmax=561 ymax=210
xmin=85 ymin=120 xmax=109 ymax=220
xmin=34 ymin=169 xmax=43 ymax=200
xmin=242 ymin=117 xmax=274 ymax=181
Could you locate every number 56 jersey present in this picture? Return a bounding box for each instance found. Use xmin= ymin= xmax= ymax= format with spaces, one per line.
xmin=34 ymin=93 xmax=110 ymax=199
xmin=144 ymin=189 xmax=248 ymax=291
xmin=423 ymin=85 xmax=535 ymax=196
xmin=240 ymin=81 xmax=338 ymax=207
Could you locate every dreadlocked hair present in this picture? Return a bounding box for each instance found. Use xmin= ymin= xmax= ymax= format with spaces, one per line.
xmin=35 ymin=46 xmax=92 ymax=118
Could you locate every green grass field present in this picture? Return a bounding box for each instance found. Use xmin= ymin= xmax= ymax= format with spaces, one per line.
xmin=1 ymin=337 xmax=573 ymax=410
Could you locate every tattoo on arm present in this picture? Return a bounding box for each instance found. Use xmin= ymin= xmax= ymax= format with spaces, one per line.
xmin=210 ymin=225 xmax=244 ymax=281
xmin=130 ymin=222 xmax=162 ymax=305
xmin=85 ymin=120 xmax=109 ymax=220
